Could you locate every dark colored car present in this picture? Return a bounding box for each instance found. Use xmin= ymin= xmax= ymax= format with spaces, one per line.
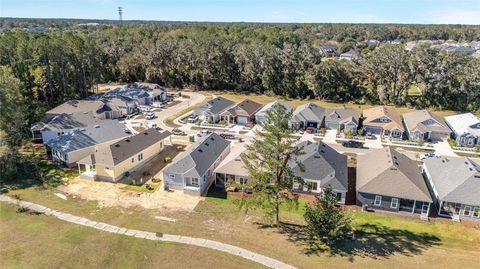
xmin=342 ymin=140 xmax=364 ymax=148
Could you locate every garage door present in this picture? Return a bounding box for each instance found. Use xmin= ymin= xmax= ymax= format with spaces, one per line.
xmin=430 ymin=132 xmax=449 ymax=141
xmin=237 ymin=116 xmax=248 ymax=125
xmin=365 ymin=126 xmax=383 ymax=135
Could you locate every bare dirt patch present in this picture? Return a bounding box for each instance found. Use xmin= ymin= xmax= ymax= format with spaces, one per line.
xmin=60 ymin=179 xmax=202 ymax=212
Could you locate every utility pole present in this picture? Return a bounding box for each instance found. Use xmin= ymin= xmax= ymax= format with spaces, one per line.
xmin=118 ymin=6 xmax=123 ymax=22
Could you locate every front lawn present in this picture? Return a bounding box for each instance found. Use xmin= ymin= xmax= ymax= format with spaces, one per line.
xmin=3 ymin=186 xmax=480 ymax=269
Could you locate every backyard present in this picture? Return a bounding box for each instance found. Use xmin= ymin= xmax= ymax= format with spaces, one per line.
xmin=1 ymin=186 xmax=480 ymax=269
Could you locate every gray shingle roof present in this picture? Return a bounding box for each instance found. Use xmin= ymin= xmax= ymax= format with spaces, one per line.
xmin=324 ymin=107 xmax=360 ymax=125
xmin=357 ymin=147 xmax=432 ymax=202
xmin=403 ymin=110 xmax=450 ymax=134
xmin=46 ymin=100 xmax=107 ymax=115
xmin=290 ymin=141 xmax=348 ymax=192
xmin=256 ymin=101 xmax=293 ymax=116
xmin=195 ymin=97 xmax=235 ymax=115
xmin=291 ymin=103 xmax=326 ymax=123
xmin=94 ymin=129 xmax=171 ymax=166
xmin=424 ymin=156 xmax=480 ymax=205
xmin=45 ymin=121 xmax=128 ymax=153
xmin=164 ymin=133 xmax=230 ymax=179
xmin=31 ymin=112 xmax=107 ymax=131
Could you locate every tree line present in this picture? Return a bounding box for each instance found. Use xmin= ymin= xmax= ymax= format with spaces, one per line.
xmin=1 ymin=23 xmax=480 ymax=181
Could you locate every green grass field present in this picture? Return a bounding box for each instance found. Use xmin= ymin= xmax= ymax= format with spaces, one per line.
xmin=2 ymin=187 xmax=480 ymax=269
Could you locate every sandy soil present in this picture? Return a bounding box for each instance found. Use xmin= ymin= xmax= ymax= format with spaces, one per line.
xmin=60 ymin=178 xmax=202 ymax=212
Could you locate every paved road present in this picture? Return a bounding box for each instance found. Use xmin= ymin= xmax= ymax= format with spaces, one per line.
xmin=0 ymin=195 xmax=296 ymax=269
xmin=153 ymin=92 xmax=206 ymax=132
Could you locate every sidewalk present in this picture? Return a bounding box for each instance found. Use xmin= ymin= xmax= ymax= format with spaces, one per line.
xmin=0 ymin=194 xmax=296 ymax=269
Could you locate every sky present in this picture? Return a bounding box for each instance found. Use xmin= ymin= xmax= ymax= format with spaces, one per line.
xmin=1 ymin=0 xmax=480 ymax=25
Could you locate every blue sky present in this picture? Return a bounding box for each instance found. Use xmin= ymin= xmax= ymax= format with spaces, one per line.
xmin=1 ymin=0 xmax=479 ymax=24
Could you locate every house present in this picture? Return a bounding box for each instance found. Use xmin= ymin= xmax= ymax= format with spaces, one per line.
xmin=103 ymin=96 xmax=138 ymax=116
xmin=403 ymin=110 xmax=450 ymax=142
xmin=45 ymin=100 xmax=122 ymax=120
xmin=444 ymin=113 xmax=480 ymax=147
xmin=45 ymin=121 xmax=129 ymax=167
xmin=324 ymin=107 xmax=360 ymax=134
xmin=214 ymin=143 xmax=249 ymax=189
xmin=291 ymin=141 xmax=348 ymax=204
xmin=31 ymin=112 xmax=119 ymax=144
xmin=193 ymin=97 xmax=235 ymax=123
xmin=290 ymin=103 xmax=326 ymax=132
xmin=423 ymin=156 xmax=480 ymax=221
xmin=319 ymin=47 xmax=337 ymax=57
xmin=163 ymin=133 xmax=231 ymax=196
xmin=102 ymin=83 xmax=167 ymax=105
xmin=363 ymin=106 xmax=405 ymax=138
xmin=219 ymin=99 xmax=263 ymax=125
xmin=356 ymin=147 xmax=433 ymax=218
xmin=77 ymin=129 xmax=171 ymax=182
xmin=215 ymin=140 xmax=348 ymax=203
xmin=255 ymin=100 xmax=293 ymax=124
xmin=338 ymin=50 xmax=357 ymax=61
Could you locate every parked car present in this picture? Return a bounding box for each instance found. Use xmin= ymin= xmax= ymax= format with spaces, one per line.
xmin=342 ymin=140 xmax=364 ymax=148
xmin=305 ymin=127 xmax=315 ymax=134
xmin=201 ymin=129 xmax=212 ymax=135
xmin=145 ymin=112 xmax=156 ymax=120
xmin=172 ymin=128 xmax=185 ymax=135
xmin=366 ymin=132 xmax=375 ymax=139
xmin=151 ymin=103 xmax=162 ymax=108
xmin=419 ymin=153 xmax=436 ymax=160
xmin=146 ymin=122 xmax=158 ymax=129
xmin=188 ymin=114 xmax=199 ymax=123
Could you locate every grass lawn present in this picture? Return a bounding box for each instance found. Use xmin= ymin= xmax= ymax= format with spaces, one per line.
xmin=0 ymin=203 xmax=265 ymax=269
xmin=4 ymin=186 xmax=480 ymax=269
xmin=204 ymin=91 xmax=461 ymax=120
xmin=164 ymin=95 xmax=212 ymax=128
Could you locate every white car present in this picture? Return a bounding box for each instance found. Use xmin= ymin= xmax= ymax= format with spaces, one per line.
xmin=188 ymin=115 xmax=199 ymax=123
xmin=419 ymin=153 xmax=436 ymax=160
xmin=145 ymin=112 xmax=156 ymax=120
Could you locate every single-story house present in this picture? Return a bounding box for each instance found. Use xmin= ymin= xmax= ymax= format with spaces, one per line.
xmin=163 ymin=133 xmax=231 ymax=196
xmin=423 ymin=156 xmax=480 ymax=221
xmin=219 ymin=99 xmax=263 ymax=125
xmin=31 ymin=112 xmax=117 ymax=144
xmin=357 ymin=147 xmax=433 ymax=218
xmin=403 ymin=110 xmax=450 ymax=142
xmin=444 ymin=113 xmax=480 ymax=147
xmin=290 ymin=103 xmax=326 ymax=132
xmin=78 ymin=129 xmax=171 ymax=182
xmin=324 ymin=107 xmax=360 ymax=134
xmin=103 ymin=96 xmax=138 ymax=116
xmin=291 ymin=141 xmax=348 ymax=204
xmin=45 ymin=121 xmax=129 ymax=167
xmin=45 ymin=100 xmax=122 ymax=120
xmin=362 ymin=106 xmax=405 ymax=138
xmin=214 ymin=143 xmax=249 ymax=188
xmin=102 ymin=83 xmax=167 ymax=105
xmin=193 ymin=97 xmax=235 ymax=123
xmin=255 ymin=100 xmax=293 ymax=124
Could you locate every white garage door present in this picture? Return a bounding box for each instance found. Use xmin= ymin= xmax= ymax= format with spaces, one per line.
xmin=365 ymin=126 xmax=383 ymax=135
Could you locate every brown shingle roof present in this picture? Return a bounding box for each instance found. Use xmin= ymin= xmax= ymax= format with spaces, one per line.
xmin=223 ymin=99 xmax=263 ymax=117
xmin=362 ymin=106 xmax=404 ymax=131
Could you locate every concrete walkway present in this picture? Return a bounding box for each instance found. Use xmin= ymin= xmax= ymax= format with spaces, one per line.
xmin=0 ymin=195 xmax=296 ymax=269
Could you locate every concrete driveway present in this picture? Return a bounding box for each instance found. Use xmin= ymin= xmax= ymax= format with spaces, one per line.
xmin=364 ymin=134 xmax=383 ymax=149
xmin=433 ymin=139 xmax=457 ymax=157
xmin=323 ymin=129 xmax=338 ymax=144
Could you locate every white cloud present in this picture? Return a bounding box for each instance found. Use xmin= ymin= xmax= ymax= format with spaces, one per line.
xmin=425 ymin=9 xmax=480 ymax=25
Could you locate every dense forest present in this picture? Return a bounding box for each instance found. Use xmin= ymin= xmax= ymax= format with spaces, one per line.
xmin=1 ymin=20 xmax=480 ymax=181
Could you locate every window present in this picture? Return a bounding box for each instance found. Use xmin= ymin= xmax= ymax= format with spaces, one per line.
xmin=131 ymin=158 xmax=134 ymax=163
xmin=473 ymin=207 xmax=480 ymax=218
xmin=391 ymin=198 xmax=399 ymax=209
xmin=168 ymin=174 xmax=175 ymax=179
xmin=138 ymin=153 xmax=143 ymax=161
xmin=191 ymin=178 xmax=199 ymax=186
xmin=374 ymin=195 xmax=382 ymax=206
xmin=311 ymin=182 xmax=318 ymax=191
xmin=239 ymin=177 xmax=247 ymax=185
xmin=464 ymin=206 xmax=472 ymax=216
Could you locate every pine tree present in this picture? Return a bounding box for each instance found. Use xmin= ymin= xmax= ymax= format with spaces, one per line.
xmin=240 ymin=103 xmax=304 ymax=225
